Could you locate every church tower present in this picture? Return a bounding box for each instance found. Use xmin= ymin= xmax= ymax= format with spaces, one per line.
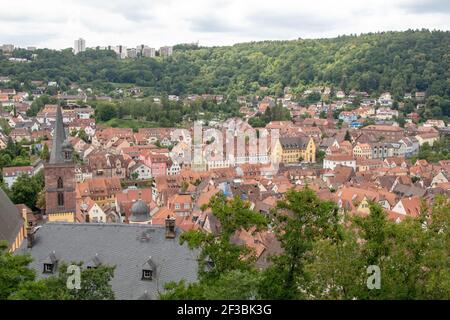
xmin=327 ymin=104 xmax=336 ymax=129
xmin=44 ymin=106 xmax=76 ymax=222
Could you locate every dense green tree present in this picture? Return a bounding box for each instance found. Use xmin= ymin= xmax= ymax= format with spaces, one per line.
xmin=0 ymin=242 xmax=35 ymax=299
xmin=258 ymin=188 xmax=342 ymax=299
xmin=162 ymin=189 xmax=450 ymax=300
xmin=40 ymin=144 xmax=50 ymax=161
xmin=411 ymin=137 xmax=450 ymax=163
xmin=2 ymin=30 xmax=448 ymax=116
xmin=8 ymin=170 xmax=44 ymax=209
xmin=302 ymin=200 xmax=450 ymax=300
xmin=161 ymin=193 xmax=267 ymax=299
xmin=77 ymin=129 xmax=90 ymax=143
xmin=0 ymin=118 xmax=11 ymax=135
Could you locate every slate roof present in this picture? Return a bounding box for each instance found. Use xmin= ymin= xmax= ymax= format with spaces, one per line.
xmin=0 ymin=187 xmax=23 ymax=247
xmin=392 ymin=184 xmax=426 ymax=198
xmin=17 ymin=223 xmax=199 ymax=300
xmin=279 ymin=136 xmax=309 ymax=149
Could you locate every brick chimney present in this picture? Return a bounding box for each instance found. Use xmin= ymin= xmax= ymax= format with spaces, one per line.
xmin=165 ymin=215 xmax=176 ymax=239
xmin=27 ymin=226 xmax=34 ymax=248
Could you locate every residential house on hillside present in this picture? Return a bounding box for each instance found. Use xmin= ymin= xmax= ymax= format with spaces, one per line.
xmin=2 ymin=165 xmax=36 ymax=188
xmin=323 ymin=154 xmax=356 ymax=171
xmin=415 ymin=132 xmax=440 ymax=146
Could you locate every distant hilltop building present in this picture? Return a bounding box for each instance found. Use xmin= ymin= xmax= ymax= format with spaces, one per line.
xmin=127 ymin=47 xmax=138 ymax=59
xmin=114 ymin=45 xmax=127 ymax=59
xmin=1 ymin=44 xmax=15 ymax=53
xmin=159 ymin=46 xmax=173 ymax=57
xmin=137 ymin=45 xmax=156 ymax=58
xmin=92 ymin=43 xmax=170 ymax=59
xmin=73 ymin=38 xmax=86 ymax=55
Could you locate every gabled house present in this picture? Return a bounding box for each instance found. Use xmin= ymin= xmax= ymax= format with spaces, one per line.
xmin=431 ymin=171 xmax=450 ymax=187
xmin=2 ymin=166 xmax=34 ymax=188
xmin=78 ymin=197 xmax=107 ymax=223
xmin=130 ymin=163 xmax=152 ymax=180
xmin=391 ymin=196 xmax=422 ymax=219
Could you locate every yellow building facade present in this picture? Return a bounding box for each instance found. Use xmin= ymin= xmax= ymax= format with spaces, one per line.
xmin=47 ymin=212 xmax=76 ymax=223
xmin=273 ymin=136 xmax=316 ymax=164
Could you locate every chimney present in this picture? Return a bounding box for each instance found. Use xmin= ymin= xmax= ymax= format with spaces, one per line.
xmin=27 ymin=226 xmax=34 ymax=248
xmin=165 ymin=215 xmax=176 ymax=239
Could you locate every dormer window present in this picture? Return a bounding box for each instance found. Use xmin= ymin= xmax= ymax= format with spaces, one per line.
xmin=43 ymin=251 xmax=58 ymax=274
xmin=142 ymin=269 xmax=153 ymax=280
xmin=141 ymin=257 xmax=156 ymax=281
xmin=86 ymin=254 xmax=101 ymax=270
xmin=43 ymin=263 xmax=54 ymax=273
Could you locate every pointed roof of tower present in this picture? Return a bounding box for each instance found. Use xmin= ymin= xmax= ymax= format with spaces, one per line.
xmin=49 ymin=106 xmax=66 ymax=164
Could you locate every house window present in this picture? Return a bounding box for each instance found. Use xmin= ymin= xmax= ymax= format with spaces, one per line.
xmin=142 ymin=269 xmax=153 ymax=280
xmin=175 ymin=203 xmax=180 ymax=210
xmin=57 ymin=192 xmax=64 ymax=206
xmin=57 ymin=177 xmax=63 ymax=189
xmin=43 ymin=263 xmax=54 ymax=273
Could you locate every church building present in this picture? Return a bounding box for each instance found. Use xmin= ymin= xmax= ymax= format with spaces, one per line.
xmin=44 ymin=106 xmax=76 ymax=222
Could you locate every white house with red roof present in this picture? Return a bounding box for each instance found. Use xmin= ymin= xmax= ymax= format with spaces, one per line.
xmin=2 ymin=166 xmax=34 ymax=188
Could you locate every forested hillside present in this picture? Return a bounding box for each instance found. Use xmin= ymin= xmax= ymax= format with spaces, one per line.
xmin=1 ymin=30 xmax=449 ymax=99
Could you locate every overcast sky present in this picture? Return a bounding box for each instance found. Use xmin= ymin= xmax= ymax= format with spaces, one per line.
xmin=0 ymin=0 xmax=449 ymax=49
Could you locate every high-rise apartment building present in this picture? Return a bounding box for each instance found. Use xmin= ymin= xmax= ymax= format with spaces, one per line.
xmin=159 ymin=46 xmax=173 ymax=57
xmin=114 ymin=45 xmax=127 ymax=59
xmin=73 ymin=38 xmax=86 ymax=54
xmin=142 ymin=46 xmax=156 ymax=58
xmin=127 ymin=48 xmax=137 ymax=58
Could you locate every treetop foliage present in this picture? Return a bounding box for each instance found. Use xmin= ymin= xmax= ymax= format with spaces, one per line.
xmin=1 ymin=30 xmax=449 ymax=99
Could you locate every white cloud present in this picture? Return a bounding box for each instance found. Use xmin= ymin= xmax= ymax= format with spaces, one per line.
xmin=0 ymin=0 xmax=448 ymax=49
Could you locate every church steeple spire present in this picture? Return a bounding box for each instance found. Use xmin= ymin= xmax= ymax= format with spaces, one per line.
xmin=49 ymin=106 xmax=68 ymax=164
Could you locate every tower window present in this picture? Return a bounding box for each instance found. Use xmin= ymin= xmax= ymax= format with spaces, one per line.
xmin=57 ymin=177 xmax=63 ymax=189
xmin=57 ymin=192 xmax=64 ymax=206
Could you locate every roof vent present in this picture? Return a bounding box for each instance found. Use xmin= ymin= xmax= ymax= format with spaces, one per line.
xmin=139 ymin=231 xmax=151 ymax=242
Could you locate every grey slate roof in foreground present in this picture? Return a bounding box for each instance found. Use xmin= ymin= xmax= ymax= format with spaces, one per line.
xmin=18 ymin=223 xmax=199 ymax=300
